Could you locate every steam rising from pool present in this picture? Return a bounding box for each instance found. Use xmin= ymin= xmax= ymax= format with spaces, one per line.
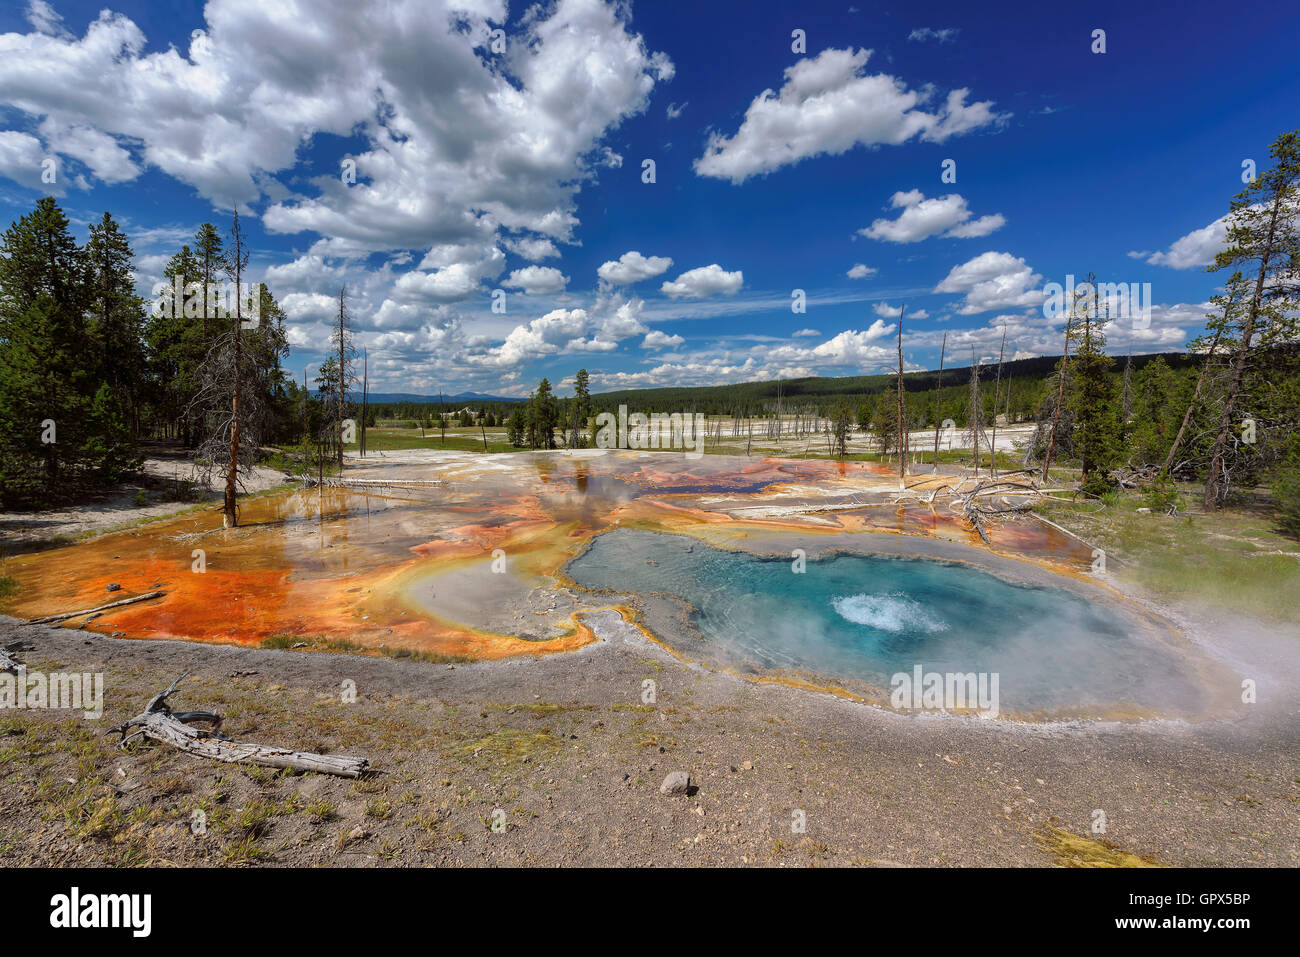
xmin=567 ymin=529 xmax=1208 ymax=715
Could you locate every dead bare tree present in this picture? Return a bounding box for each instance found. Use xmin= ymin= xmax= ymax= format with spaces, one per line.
xmin=930 ymin=330 xmax=947 ymax=473
xmin=895 ymin=304 xmax=907 ymax=484
xmin=1041 ymin=284 xmax=1080 ymax=483
xmin=989 ymin=326 xmax=1007 ymax=477
xmin=967 ymin=348 xmax=983 ymax=476
xmin=360 ymin=348 xmax=368 ymax=458
xmin=188 ymin=211 xmax=267 ymax=528
xmin=1120 ymin=353 xmax=1133 ymax=427
xmin=333 ymin=285 xmax=358 ymax=470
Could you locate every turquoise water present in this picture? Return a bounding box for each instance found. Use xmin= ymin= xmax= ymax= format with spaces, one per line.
xmin=567 ymin=530 xmax=1202 ymax=714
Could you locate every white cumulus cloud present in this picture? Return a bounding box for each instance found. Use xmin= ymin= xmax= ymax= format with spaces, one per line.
xmin=693 ymin=47 xmax=1008 ymax=184
xmin=934 ymin=251 xmax=1043 ymax=314
xmin=859 ymin=190 xmax=1004 ymax=243
xmin=643 ymin=330 xmax=684 ymax=349
xmin=660 ymin=264 xmax=744 ymax=298
xmin=502 ymin=265 xmax=570 ymax=295
xmin=597 ymin=250 xmax=674 ymax=284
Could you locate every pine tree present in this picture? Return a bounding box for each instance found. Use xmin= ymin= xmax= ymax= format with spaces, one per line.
xmin=572 ymin=368 xmax=592 ymax=447
xmin=872 ymin=389 xmax=898 ymax=455
xmin=331 ymin=286 xmax=357 ymax=467
xmin=86 ymin=211 xmax=147 ymax=438
xmin=1069 ymin=276 xmax=1121 ymax=492
xmin=193 ymin=222 xmax=224 ymax=342
xmin=0 ymin=198 xmax=104 ymax=504
xmin=0 ymin=196 xmax=85 ymax=330
xmin=1204 ymin=131 xmax=1300 ymax=508
xmin=145 ymin=244 xmax=204 ymax=445
xmin=528 ymin=378 xmax=559 ymax=449
xmin=830 ymin=399 xmax=853 ymax=458
xmin=1130 ymin=357 xmax=1190 ymax=466
xmin=507 ymin=406 xmax=526 ymax=447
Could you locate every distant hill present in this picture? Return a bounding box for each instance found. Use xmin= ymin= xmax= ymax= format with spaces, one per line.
xmin=586 ymin=351 xmax=1201 ymax=413
xmin=352 ymin=352 xmax=1203 ymax=413
xmin=349 ymin=391 xmax=523 ymax=404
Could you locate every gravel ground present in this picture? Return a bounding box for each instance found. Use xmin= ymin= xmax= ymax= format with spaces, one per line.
xmin=1 ymin=610 xmax=1295 ymax=868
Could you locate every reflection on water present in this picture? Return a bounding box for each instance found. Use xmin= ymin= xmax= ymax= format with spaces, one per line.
xmin=567 ymin=529 xmax=1207 ymax=715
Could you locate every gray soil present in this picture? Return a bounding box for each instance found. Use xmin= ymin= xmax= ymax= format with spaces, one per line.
xmin=1 ymin=606 xmax=1295 ymax=867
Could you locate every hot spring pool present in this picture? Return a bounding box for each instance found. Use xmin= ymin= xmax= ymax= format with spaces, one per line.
xmin=566 ymin=529 xmax=1211 ymax=717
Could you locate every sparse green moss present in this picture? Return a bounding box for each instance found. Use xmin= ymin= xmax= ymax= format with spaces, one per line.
xmin=1035 ymin=826 xmax=1161 ymax=868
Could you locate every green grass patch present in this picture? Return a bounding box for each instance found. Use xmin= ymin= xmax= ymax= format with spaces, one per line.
xmin=458 ymin=728 xmax=562 ymax=774
xmin=380 ymin=646 xmax=473 ymax=664
xmin=1045 ymin=492 xmax=1300 ymax=622
xmin=260 ymin=634 xmax=366 ymax=653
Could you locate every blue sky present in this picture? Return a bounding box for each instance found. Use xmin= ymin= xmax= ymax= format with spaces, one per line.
xmin=1 ymin=0 xmax=1296 ymax=396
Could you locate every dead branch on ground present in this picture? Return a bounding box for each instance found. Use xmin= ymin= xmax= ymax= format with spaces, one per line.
xmin=108 ymin=672 xmax=370 ymax=778
xmin=21 ymin=591 xmax=166 ymax=626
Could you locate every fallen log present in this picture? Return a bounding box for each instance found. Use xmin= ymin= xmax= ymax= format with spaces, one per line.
xmin=21 ymin=590 xmax=166 ymax=626
xmin=109 ymin=673 xmax=370 ymax=778
xmin=1 ymin=640 xmax=33 ymax=674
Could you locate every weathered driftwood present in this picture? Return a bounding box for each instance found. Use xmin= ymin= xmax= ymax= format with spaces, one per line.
xmin=1 ymin=640 xmax=33 ymax=674
xmin=21 ymin=591 xmax=165 ymax=626
xmin=109 ymin=673 xmax=370 ymax=778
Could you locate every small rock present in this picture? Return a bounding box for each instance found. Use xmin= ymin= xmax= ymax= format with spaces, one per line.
xmin=742 ymin=760 xmax=753 ymax=771
xmin=659 ymin=771 xmax=691 ymax=795
xmin=105 ymin=583 xmax=121 ymax=592
xmin=348 ymin=826 xmax=367 ymax=843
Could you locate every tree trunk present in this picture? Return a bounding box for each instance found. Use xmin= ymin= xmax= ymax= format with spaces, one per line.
xmin=1042 ymin=310 xmax=1073 ymax=482
xmin=931 ymin=331 xmax=946 ymax=473
xmin=1204 ymin=205 xmax=1281 ymax=509
xmin=990 ymin=326 xmax=1006 ymax=477
xmin=1162 ymin=325 xmax=1225 ymax=476
xmin=224 ymin=259 xmax=242 ymax=529
xmin=895 ymin=306 xmax=907 ymax=485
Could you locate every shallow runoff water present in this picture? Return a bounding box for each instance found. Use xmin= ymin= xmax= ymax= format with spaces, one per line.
xmin=567 ymin=529 xmax=1205 ymax=715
